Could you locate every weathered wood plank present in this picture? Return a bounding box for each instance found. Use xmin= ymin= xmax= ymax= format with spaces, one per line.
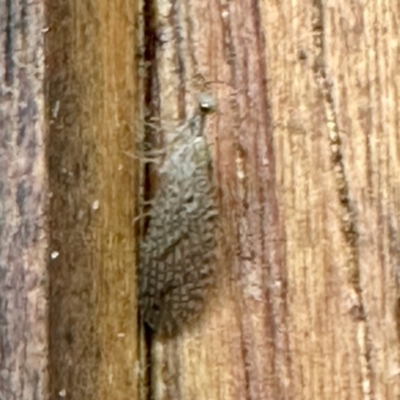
xmin=0 ymin=1 xmax=48 ymax=399
xmin=46 ymin=1 xmax=138 ymax=399
xmin=265 ymin=0 xmax=400 ymax=398
xmin=141 ymin=0 xmax=289 ymax=398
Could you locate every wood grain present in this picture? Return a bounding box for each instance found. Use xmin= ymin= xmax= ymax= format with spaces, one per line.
xmin=0 ymin=1 xmax=48 ymax=399
xmin=2 ymin=0 xmax=398 ymax=398
xmin=143 ymin=0 xmax=400 ymax=399
xmin=264 ymin=0 xmax=400 ymax=398
xmin=46 ymin=1 xmax=138 ymax=399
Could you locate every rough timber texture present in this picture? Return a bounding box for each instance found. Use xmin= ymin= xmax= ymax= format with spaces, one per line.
xmin=264 ymin=1 xmax=400 ymax=399
xmin=141 ymin=0 xmax=288 ymax=398
xmin=0 ymin=1 xmax=49 ymax=399
xmin=46 ymin=1 xmax=138 ymax=399
xmin=2 ymin=0 xmax=398 ymax=398
xmin=141 ymin=0 xmax=400 ymax=399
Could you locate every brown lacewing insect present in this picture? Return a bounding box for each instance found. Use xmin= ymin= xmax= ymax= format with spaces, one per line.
xmin=139 ymin=94 xmax=218 ymax=336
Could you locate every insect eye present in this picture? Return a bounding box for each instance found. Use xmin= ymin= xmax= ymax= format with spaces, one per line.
xmin=198 ymin=93 xmax=217 ymax=114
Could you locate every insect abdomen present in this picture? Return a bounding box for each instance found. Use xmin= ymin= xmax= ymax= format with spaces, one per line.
xmin=139 ymin=104 xmax=218 ymax=336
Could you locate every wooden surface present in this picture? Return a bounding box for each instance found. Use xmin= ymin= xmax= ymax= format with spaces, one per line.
xmin=0 ymin=1 xmax=49 ymax=399
xmin=144 ymin=0 xmax=289 ymax=398
xmin=46 ymin=1 xmax=138 ymax=399
xmin=265 ymin=1 xmax=400 ymax=398
xmin=143 ymin=0 xmax=400 ymax=399
xmin=1 ymin=0 xmax=400 ymax=399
